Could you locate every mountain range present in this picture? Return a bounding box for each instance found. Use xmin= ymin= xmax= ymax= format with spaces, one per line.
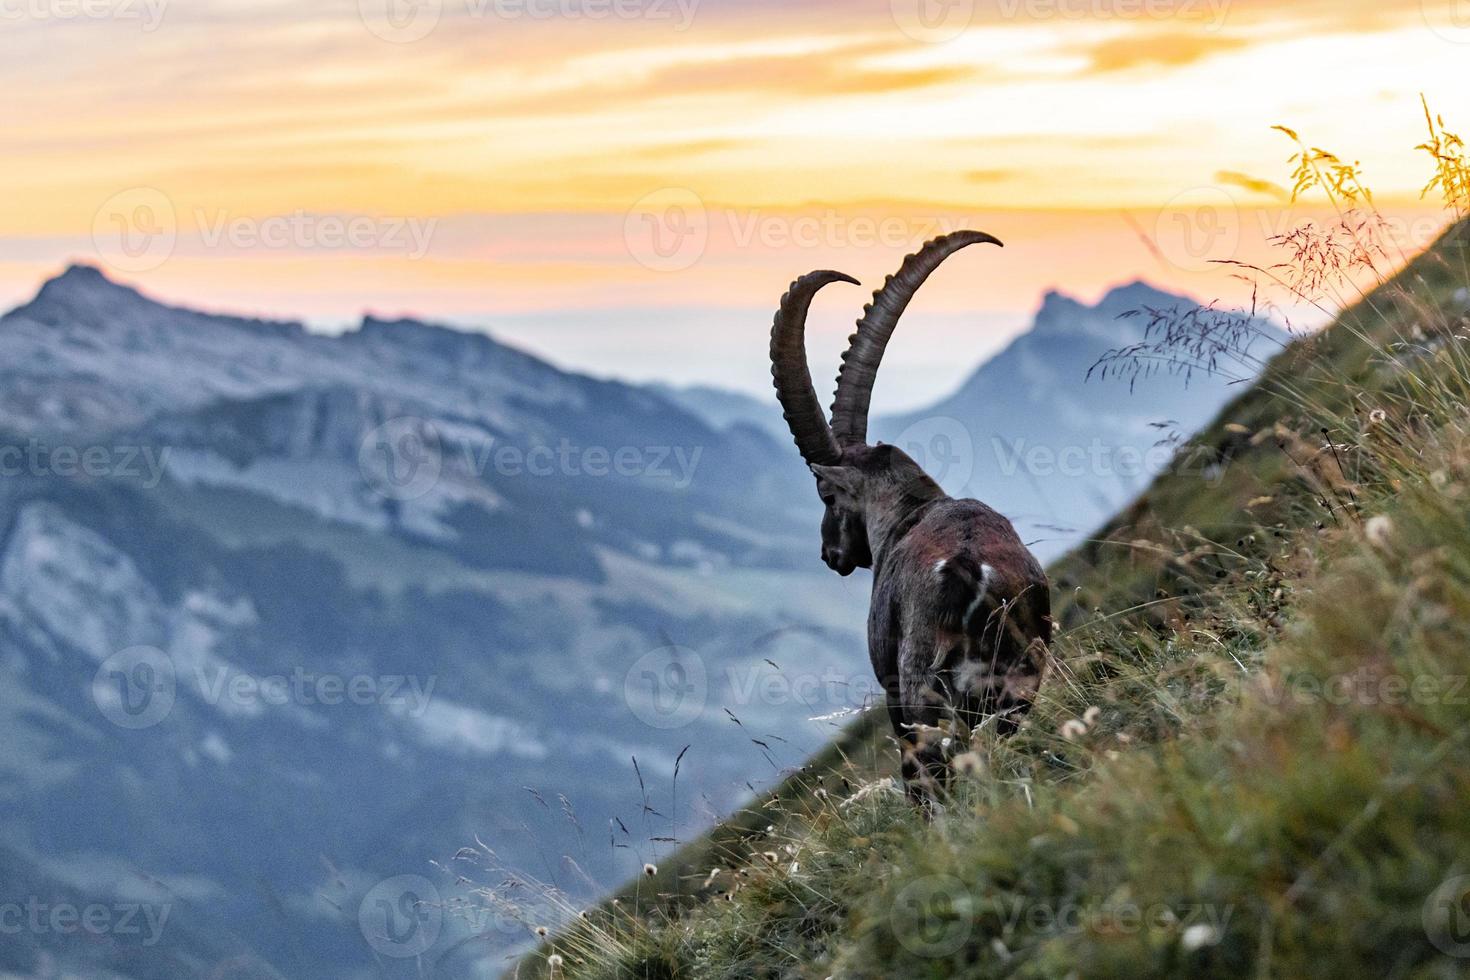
xmin=0 ymin=267 xmax=1278 ymax=978
xmin=666 ymin=282 xmax=1285 ymax=561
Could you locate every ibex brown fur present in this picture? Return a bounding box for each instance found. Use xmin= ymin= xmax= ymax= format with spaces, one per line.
xmin=768 ymin=231 xmax=1052 ymax=804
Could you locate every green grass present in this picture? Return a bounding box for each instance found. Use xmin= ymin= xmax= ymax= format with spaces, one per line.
xmin=508 ymin=119 xmax=1470 ymax=979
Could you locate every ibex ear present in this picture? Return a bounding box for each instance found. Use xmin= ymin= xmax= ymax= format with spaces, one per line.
xmin=810 ymin=463 xmax=861 ymax=497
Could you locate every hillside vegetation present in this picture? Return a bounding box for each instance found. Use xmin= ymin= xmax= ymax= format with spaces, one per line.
xmin=506 ymin=113 xmax=1470 ymax=979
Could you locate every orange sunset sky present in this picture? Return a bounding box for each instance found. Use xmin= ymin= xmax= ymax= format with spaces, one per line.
xmin=4 ymin=0 xmax=1468 ymax=407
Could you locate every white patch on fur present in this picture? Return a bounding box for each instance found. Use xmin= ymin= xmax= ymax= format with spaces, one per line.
xmin=933 ymin=558 xmax=948 ymax=574
xmin=963 ymin=563 xmax=996 ymax=629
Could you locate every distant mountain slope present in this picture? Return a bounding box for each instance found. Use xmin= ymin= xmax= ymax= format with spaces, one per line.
xmin=648 ymin=382 xmax=788 ymax=441
xmin=0 ymin=267 xmax=869 ymax=979
xmin=658 ymin=282 xmax=1285 ymax=565
xmin=875 ymin=281 xmax=1285 ymax=560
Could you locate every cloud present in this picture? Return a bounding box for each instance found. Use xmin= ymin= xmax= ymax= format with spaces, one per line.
xmin=1083 ymin=32 xmax=1250 ymax=73
xmin=965 ymin=169 xmax=1018 ymax=185
xmin=1215 ymin=170 xmax=1290 ymax=201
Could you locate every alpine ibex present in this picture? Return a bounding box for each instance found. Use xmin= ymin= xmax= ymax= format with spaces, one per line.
xmin=768 ymin=231 xmax=1052 ymax=803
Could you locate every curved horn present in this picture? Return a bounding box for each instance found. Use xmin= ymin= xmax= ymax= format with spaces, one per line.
xmin=770 ymin=270 xmax=859 ymax=467
xmin=829 ymin=230 xmax=1002 ymax=446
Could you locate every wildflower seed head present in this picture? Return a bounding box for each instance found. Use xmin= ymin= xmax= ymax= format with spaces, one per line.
xmin=1364 ymin=514 xmax=1394 ymax=549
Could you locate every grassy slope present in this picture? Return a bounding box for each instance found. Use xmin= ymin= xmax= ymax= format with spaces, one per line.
xmin=515 ymin=218 xmax=1470 ymax=979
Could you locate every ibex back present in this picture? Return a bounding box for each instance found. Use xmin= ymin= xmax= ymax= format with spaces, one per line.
xmin=768 ymin=231 xmax=1053 ymax=804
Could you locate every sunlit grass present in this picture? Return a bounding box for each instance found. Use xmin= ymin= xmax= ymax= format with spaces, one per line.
xmin=505 ymin=104 xmax=1470 ymax=980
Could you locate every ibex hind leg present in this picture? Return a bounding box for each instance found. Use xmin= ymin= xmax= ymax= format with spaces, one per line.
xmin=898 ymin=666 xmax=967 ymax=814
